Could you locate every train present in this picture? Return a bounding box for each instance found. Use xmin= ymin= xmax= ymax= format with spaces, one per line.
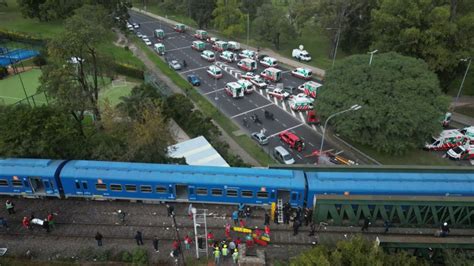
xmin=1 ymin=158 xmax=474 ymax=208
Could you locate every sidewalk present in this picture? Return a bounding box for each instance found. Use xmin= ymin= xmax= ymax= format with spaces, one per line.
xmin=131 ymin=8 xmax=326 ymax=79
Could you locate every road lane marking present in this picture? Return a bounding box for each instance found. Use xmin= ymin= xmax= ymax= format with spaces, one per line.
xmin=298 ymin=112 xmax=306 ymax=122
xmin=230 ymin=103 xmax=274 ymax=118
xmin=179 ymin=66 xmax=208 ymax=74
xmin=204 ymin=88 xmax=225 ymax=95
xmin=166 ymin=46 xmax=191 ymax=52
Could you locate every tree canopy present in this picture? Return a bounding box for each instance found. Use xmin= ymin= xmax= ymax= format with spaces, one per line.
xmin=190 ymin=0 xmax=216 ymax=28
xmin=212 ymin=0 xmax=246 ymax=38
xmin=290 ymin=235 xmax=424 ymax=265
xmin=253 ymin=4 xmax=296 ymax=50
xmin=316 ymin=52 xmax=449 ymax=154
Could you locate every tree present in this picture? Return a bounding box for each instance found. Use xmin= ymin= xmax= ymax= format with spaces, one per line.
xmin=288 ymin=0 xmax=318 ymax=35
xmin=253 ymin=4 xmax=296 ymax=50
xmin=41 ymin=5 xmax=112 ymax=125
xmin=190 ymin=0 xmax=216 ymax=28
xmin=240 ymin=0 xmax=266 ymax=20
xmin=317 ymin=52 xmax=449 ymax=154
xmin=212 ymin=0 xmax=246 ymax=38
xmin=371 ymin=0 xmax=474 ymax=89
xmin=291 ymin=235 xmax=425 ymax=265
xmin=0 ymin=105 xmax=88 ymax=159
xmin=18 ymin=0 xmax=46 ymax=20
xmin=117 ymin=83 xmax=162 ymax=120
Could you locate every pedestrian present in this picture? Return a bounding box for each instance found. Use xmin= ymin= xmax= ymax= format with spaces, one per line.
xmin=232 ymin=248 xmax=239 ymax=264
xmin=213 ymin=247 xmax=221 ymax=265
xmin=95 ymin=232 xmax=103 ymax=246
xmin=274 ymin=209 xmax=279 ymax=224
xmin=440 ymin=222 xmax=450 ymax=237
xmin=239 ymin=219 xmax=246 ymax=228
xmin=361 ymin=217 xmax=371 ymax=232
xmin=235 ymin=237 xmax=241 ymax=247
xmin=225 ymin=223 xmax=231 ymax=239
xmin=254 ymin=227 xmax=262 ymax=238
xmin=5 ymin=200 xmax=15 ymax=214
xmin=232 ymin=210 xmax=239 ymax=225
xmin=245 ymin=233 xmax=253 ymax=248
xmin=0 ymin=217 xmax=8 ymax=229
xmin=245 ymin=206 xmax=251 ymax=220
xmin=166 ymin=204 xmax=174 ymax=217
xmin=184 ymin=234 xmax=192 ymax=250
xmin=43 ymin=218 xmax=50 ymax=233
xmin=293 ymin=219 xmax=300 ymax=236
xmin=47 ymin=213 xmax=55 ymax=229
xmin=172 ymin=239 xmax=180 ymax=251
xmin=117 ymin=210 xmax=126 ymax=224
xmin=309 ymin=222 xmax=316 ymax=236
xmin=264 ymin=225 xmax=270 ymax=237
xmin=221 ymin=244 xmax=229 ymax=260
xmin=228 ymin=240 xmax=236 ymax=254
xmin=188 ymin=203 xmax=193 ymax=220
xmin=207 ymin=231 xmax=214 ymax=246
xmin=135 ymin=231 xmax=144 ymax=245
xmin=264 ymin=212 xmax=270 ymax=226
xmin=303 ymin=208 xmax=310 ymax=226
xmin=384 ymin=220 xmax=391 ymax=233
xmin=182 ymin=59 xmax=187 ymax=68
xmin=22 ymin=216 xmax=30 ymax=230
xmin=153 ymin=236 xmax=159 ymax=252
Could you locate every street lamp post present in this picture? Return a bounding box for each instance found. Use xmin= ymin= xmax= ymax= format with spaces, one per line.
xmin=319 ymin=105 xmax=362 ymax=164
xmin=453 ymin=57 xmax=472 ymax=112
xmin=368 ymin=49 xmax=378 ymax=66
xmin=326 ymin=27 xmax=341 ymax=68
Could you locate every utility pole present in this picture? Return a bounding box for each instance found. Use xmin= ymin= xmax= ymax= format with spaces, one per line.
xmin=171 ymin=213 xmax=186 ymax=265
xmin=247 ymin=13 xmax=250 ymax=46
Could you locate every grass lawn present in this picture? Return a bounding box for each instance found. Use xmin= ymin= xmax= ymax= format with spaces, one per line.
xmin=0 ymin=68 xmax=45 ymax=105
xmin=99 ymin=81 xmax=137 ymax=107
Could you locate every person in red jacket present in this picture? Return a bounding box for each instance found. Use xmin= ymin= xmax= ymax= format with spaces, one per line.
xmin=22 ymin=217 xmax=30 ymax=230
xmin=184 ymin=235 xmax=192 ymax=250
xmin=207 ymin=231 xmax=214 ymax=247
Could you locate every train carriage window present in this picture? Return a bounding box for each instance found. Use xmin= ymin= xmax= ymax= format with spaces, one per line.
xmin=125 ymin=185 xmax=137 ymax=192
xmin=140 ymin=185 xmax=152 ymax=193
xmin=95 ymin=184 xmax=107 ymax=191
xmin=226 ymin=189 xmax=238 ymax=197
xmin=82 ymin=182 xmax=87 ymax=190
xmin=270 ymin=192 xmax=275 ymax=199
xmin=75 ymin=181 xmax=80 ymax=189
xmin=156 ymin=186 xmax=167 ymax=193
xmin=291 ymin=193 xmax=297 ymax=201
xmin=0 ymin=179 xmax=8 ymax=187
xmin=110 ymin=184 xmax=122 ymax=191
xmin=12 ymin=180 xmax=23 ymax=187
xmin=196 ymin=188 xmax=208 ymax=195
xmin=241 ymin=190 xmax=253 ymax=198
xmin=211 ymin=189 xmax=223 ymax=196
xmin=257 ymin=191 xmax=269 ymax=198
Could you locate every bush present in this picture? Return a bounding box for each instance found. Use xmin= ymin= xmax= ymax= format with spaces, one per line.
xmin=33 ymin=55 xmax=47 ymax=66
xmin=0 ymin=29 xmax=46 ymax=45
xmin=120 ymin=251 xmax=133 ymax=263
xmin=113 ymin=62 xmax=144 ymax=80
xmin=0 ymin=67 xmax=8 ymax=79
xmin=131 ymin=248 xmax=148 ymax=265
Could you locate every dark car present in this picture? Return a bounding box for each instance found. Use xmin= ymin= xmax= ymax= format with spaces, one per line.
xmin=187 ymin=74 xmax=201 ymax=86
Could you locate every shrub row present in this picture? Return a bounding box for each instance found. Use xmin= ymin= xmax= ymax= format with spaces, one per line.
xmin=0 ymin=29 xmax=46 ymax=46
xmin=113 ymin=62 xmax=144 ymax=80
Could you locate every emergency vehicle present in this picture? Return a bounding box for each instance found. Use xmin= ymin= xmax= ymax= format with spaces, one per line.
xmin=291 ymin=67 xmax=312 ymax=80
xmin=237 ymin=79 xmax=254 ymax=94
xmin=424 ymin=129 xmax=468 ymax=151
xmin=154 ymin=43 xmax=165 ymax=55
xmin=268 ymin=88 xmax=290 ymax=100
xmin=201 ymin=50 xmax=215 ymax=62
xmin=225 ymin=82 xmax=244 ymax=98
xmin=219 ymin=51 xmax=237 ymax=63
xmin=154 ymin=29 xmax=165 ymax=40
xmin=239 ymin=72 xmax=255 ymax=80
xmin=191 ymin=41 xmax=206 ymax=51
xmin=206 ymin=65 xmax=223 ymax=79
xmin=259 ymin=57 xmax=278 ymax=67
xmin=279 ymin=131 xmax=305 ymax=152
xmin=298 ymin=81 xmax=322 ymax=98
xmin=447 ymin=144 xmax=474 ymax=160
xmin=237 ymin=59 xmax=257 ymax=72
xmin=174 ymin=24 xmax=185 ymax=33
xmin=289 ymin=97 xmax=313 ymax=111
xmin=228 ymin=41 xmax=241 ymax=51
xmin=250 ymin=75 xmax=268 ymax=89
xmin=212 ymin=41 xmax=228 ymax=52
xmin=239 ymin=49 xmax=256 ymax=59
xmin=194 ymin=30 xmax=208 ymax=40
xmin=207 ymin=37 xmax=219 ymax=44
xmin=260 ymin=67 xmax=282 ymax=82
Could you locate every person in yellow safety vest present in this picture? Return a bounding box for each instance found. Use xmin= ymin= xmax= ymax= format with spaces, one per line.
xmin=221 ymin=244 xmax=229 ymax=260
xmin=232 ymin=249 xmax=239 ymax=264
xmin=213 ymin=247 xmax=221 ymax=264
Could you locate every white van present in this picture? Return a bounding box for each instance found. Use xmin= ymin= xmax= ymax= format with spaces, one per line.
xmin=273 ymin=146 xmax=295 ymax=164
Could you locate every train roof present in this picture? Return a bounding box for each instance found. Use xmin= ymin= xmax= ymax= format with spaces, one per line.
xmin=306 ymin=169 xmax=474 ymax=196
xmin=60 ymin=160 xmax=305 ymax=188
xmin=0 ymin=158 xmax=64 ymax=177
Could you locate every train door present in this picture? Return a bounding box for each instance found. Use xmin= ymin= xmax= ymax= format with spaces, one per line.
xmin=175 ymin=185 xmax=189 ymax=201
xmin=74 ymin=180 xmax=84 ymax=195
xmin=188 ymin=186 xmax=196 ymax=200
xmin=82 ymin=181 xmax=90 ymax=195
xmin=29 ymin=177 xmax=45 ymax=195
xmin=276 ymin=190 xmax=290 ymax=203
xmin=290 ymin=192 xmax=300 ymax=206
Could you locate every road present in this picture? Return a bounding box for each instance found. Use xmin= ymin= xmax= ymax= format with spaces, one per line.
xmin=129 ymin=11 xmax=363 ymax=165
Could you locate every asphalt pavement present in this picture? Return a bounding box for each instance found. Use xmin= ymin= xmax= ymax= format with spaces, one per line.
xmin=129 ymin=11 xmax=364 ymax=165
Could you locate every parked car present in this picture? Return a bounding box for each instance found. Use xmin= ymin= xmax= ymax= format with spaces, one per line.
xmin=143 ymin=38 xmax=152 ymax=46
xmin=279 ymin=131 xmax=305 ymax=152
xmin=268 ymin=88 xmax=290 ymax=100
xmin=132 ymin=23 xmax=140 ymax=29
xmin=251 ymin=132 xmax=269 ymax=145
xmin=187 ymin=75 xmax=201 ymax=86
xmin=136 ymin=32 xmax=144 ymax=38
xmin=273 ymin=146 xmax=295 ymax=164
xmin=239 ymin=72 xmax=255 ymax=80
xmin=250 ymin=75 xmax=268 ymax=89
xmin=168 ymin=60 xmax=182 ymax=70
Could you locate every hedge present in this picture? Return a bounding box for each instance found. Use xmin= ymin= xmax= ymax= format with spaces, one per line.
xmin=113 ymin=62 xmax=144 ymax=80
xmin=0 ymin=29 xmax=46 ymax=46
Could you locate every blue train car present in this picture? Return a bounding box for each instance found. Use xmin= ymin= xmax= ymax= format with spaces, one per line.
xmin=306 ymin=167 xmax=474 ymax=206
xmin=60 ymin=160 xmax=307 ymax=207
xmin=0 ymin=158 xmax=65 ymax=198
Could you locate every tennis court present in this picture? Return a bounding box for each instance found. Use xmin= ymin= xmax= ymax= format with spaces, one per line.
xmin=0 ymin=68 xmax=47 ymax=105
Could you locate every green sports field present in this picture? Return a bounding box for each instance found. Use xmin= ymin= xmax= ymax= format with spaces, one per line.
xmin=0 ymin=69 xmax=46 ymax=105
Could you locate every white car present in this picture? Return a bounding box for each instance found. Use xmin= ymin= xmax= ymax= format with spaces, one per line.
xmin=239 ymin=72 xmax=255 ymax=80
xmin=250 ymin=75 xmax=268 ymax=89
xmin=268 ymin=88 xmax=290 ymax=100
xmin=143 ymin=38 xmax=152 ymax=46
xmin=136 ymin=32 xmax=144 ymax=38
xmin=133 ymin=23 xmax=140 ymax=29
xmin=292 ymin=93 xmax=314 ymax=103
